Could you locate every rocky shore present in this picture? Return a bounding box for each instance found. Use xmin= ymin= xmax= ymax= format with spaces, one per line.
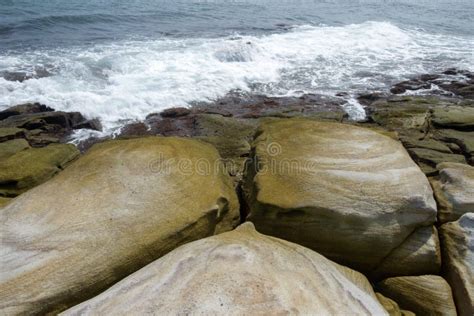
xmin=0 ymin=69 xmax=473 ymax=315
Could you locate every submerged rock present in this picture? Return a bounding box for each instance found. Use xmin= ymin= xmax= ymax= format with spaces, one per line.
xmin=377 ymin=275 xmax=457 ymax=316
xmin=0 ymin=137 xmax=239 ymax=315
xmin=439 ymin=213 xmax=474 ymax=316
xmin=244 ymin=118 xmax=437 ymax=272
xmin=62 ymin=223 xmax=387 ymax=315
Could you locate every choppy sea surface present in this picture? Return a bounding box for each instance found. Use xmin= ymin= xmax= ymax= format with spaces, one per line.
xmin=0 ymin=0 xmax=473 ymax=131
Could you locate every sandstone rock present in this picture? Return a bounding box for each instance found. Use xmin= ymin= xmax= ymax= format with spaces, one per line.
xmin=62 ymin=223 xmax=387 ymax=315
xmin=0 ymin=138 xmax=30 ymax=160
xmin=0 ymin=137 xmax=239 ymax=315
xmin=0 ymin=143 xmax=79 ymax=197
xmin=244 ymin=119 xmax=437 ymax=271
xmin=371 ymin=226 xmax=441 ymax=279
xmin=439 ymin=213 xmax=474 ymax=315
xmin=431 ymin=163 xmax=474 ymax=223
xmin=407 ymin=147 xmax=466 ymax=168
xmin=435 ymin=129 xmax=474 ymax=160
xmin=366 ymin=96 xmax=434 ymax=130
xmin=431 ymin=106 xmax=474 ymax=130
xmin=0 ymin=102 xmax=53 ymax=120
xmin=377 ymin=275 xmax=457 ymax=316
xmin=0 ymin=196 xmax=11 ymax=208
xmin=376 ymin=293 xmax=415 ymax=316
xmin=0 ymin=127 xmax=25 ymax=142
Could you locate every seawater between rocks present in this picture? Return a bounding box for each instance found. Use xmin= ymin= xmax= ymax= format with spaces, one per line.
xmin=0 ymin=0 xmax=473 ymax=135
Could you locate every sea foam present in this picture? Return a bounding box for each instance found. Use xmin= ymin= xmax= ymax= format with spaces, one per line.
xmin=0 ymin=21 xmax=473 ymax=132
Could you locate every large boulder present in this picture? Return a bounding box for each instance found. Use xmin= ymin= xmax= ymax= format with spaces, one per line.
xmin=377 ymin=275 xmax=457 ymax=316
xmin=439 ymin=213 xmax=474 ymax=316
xmin=244 ymin=119 xmax=437 ymax=271
xmin=0 ymin=143 xmax=79 ymax=196
xmin=0 ymin=137 xmax=240 ymax=315
xmin=62 ymin=223 xmax=387 ymax=315
xmin=431 ymin=163 xmax=474 ymax=223
xmin=371 ymin=226 xmax=441 ymax=279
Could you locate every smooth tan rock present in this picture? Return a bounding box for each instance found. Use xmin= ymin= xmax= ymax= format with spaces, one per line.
xmin=0 ymin=137 xmax=240 ymax=315
xmin=439 ymin=213 xmax=474 ymax=316
xmin=245 ymin=119 xmax=437 ymax=271
xmin=376 ymin=293 xmax=415 ymax=316
xmin=432 ymin=163 xmax=474 ymax=223
xmin=62 ymin=223 xmax=387 ymax=316
xmin=372 ymin=226 xmax=441 ymax=279
xmin=377 ymin=275 xmax=457 ymax=316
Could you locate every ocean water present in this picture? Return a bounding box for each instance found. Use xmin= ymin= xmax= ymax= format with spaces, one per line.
xmin=0 ymin=0 xmax=473 ymax=131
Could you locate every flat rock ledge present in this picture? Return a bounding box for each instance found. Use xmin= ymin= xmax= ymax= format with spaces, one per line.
xmin=0 ymin=137 xmax=239 ymax=315
xmin=62 ymin=223 xmax=387 ymax=315
xmin=244 ymin=118 xmax=437 ymax=272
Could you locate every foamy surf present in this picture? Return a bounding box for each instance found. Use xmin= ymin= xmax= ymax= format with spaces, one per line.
xmin=0 ymin=21 xmax=473 ymax=132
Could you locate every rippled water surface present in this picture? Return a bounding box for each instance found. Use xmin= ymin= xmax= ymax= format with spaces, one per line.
xmin=0 ymin=0 xmax=473 ymax=129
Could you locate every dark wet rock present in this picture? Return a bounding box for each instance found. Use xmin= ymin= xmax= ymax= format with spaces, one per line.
xmin=159 ymin=107 xmax=191 ymax=118
xmin=389 ymin=69 xmax=474 ymax=99
xmin=193 ymin=92 xmax=348 ymax=121
xmin=0 ymin=102 xmax=53 ymax=120
xmin=118 ymin=122 xmax=150 ymax=137
xmin=0 ymin=103 xmax=101 ymax=148
xmin=391 ymin=79 xmax=431 ymax=94
xmin=73 ymin=118 xmax=102 ymax=131
xmin=0 ymin=127 xmax=25 ymax=142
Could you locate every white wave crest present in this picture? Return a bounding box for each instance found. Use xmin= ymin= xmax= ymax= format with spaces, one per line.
xmin=0 ymin=21 xmax=473 ymax=131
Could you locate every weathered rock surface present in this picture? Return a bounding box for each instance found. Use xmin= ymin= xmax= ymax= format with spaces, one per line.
xmin=62 ymin=223 xmax=387 ymax=315
xmin=0 ymin=143 xmax=79 ymax=197
xmin=0 ymin=137 xmax=240 ymax=315
xmin=377 ymin=275 xmax=457 ymax=316
xmin=390 ymin=69 xmax=474 ymax=99
xmin=439 ymin=213 xmax=474 ymax=316
xmin=244 ymin=118 xmax=437 ymax=271
xmin=0 ymin=102 xmax=101 ymax=147
xmin=0 ymin=138 xmax=30 ymax=160
xmin=432 ymin=106 xmax=474 ymax=130
xmin=364 ymin=94 xmax=474 ymax=174
xmin=376 ymin=293 xmax=415 ymax=316
xmin=371 ymin=226 xmax=441 ymax=279
xmin=431 ymin=163 xmax=474 ymax=223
